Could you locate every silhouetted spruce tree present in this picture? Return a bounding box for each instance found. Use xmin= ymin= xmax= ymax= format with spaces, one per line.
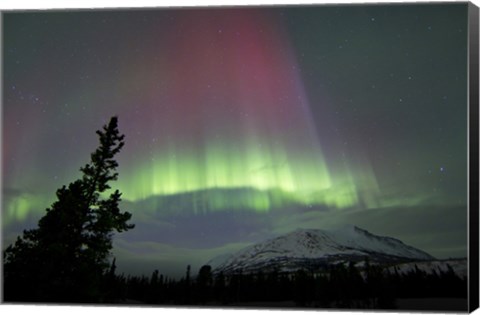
xmin=3 ymin=117 xmax=134 ymax=303
xmin=104 ymin=257 xmax=118 ymax=301
xmin=213 ymin=271 xmax=226 ymax=304
xmin=183 ymin=265 xmax=192 ymax=304
xmin=196 ymin=265 xmax=213 ymax=303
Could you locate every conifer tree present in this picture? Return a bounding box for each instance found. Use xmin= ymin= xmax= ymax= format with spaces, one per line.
xmin=3 ymin=116 xmax=134 ymax=302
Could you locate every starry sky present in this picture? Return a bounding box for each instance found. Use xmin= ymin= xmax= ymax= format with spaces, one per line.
xmin=2 ymin=3 xmax=469 ymax=277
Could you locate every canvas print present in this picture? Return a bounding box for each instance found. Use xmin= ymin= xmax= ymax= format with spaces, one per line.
xmin=2 ymin=2 xmax=478 ymax=312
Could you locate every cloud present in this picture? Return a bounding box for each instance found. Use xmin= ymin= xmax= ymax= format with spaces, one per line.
xmin=111 ymin=200 xmax=467 ymax=278
xmin=270 ymin=203 xmax=467 ymax=259
xmin=115 ymin=206 xmax=276 ymax=249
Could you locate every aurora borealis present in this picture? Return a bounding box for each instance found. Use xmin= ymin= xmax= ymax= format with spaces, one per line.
xmin=2 ymin=4 xmax=469 ymax=277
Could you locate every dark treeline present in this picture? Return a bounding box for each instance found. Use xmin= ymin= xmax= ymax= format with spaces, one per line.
xmin=103 ymin=260 xmax=467 ymax=309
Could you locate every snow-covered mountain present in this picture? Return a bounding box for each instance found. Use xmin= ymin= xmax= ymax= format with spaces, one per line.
xmin=210 ymin=225 xmax=435 ymax=274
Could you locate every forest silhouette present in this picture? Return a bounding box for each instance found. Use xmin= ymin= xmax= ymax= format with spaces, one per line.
xmin=112 ymin=260 xmax=466 ymax=309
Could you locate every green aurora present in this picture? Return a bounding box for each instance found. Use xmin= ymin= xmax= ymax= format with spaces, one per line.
xmin=2 ymin=4 xmax=469 ymax=276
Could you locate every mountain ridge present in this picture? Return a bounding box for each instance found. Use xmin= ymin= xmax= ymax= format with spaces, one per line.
xmin=209 ymin=225 xmax=435 ymax=274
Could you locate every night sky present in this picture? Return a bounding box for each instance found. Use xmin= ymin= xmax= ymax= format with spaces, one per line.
xmin=2 ymin=3 xmax=469 ymax=277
